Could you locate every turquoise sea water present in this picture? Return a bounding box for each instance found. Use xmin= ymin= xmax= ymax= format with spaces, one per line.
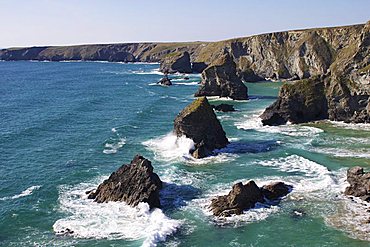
xmin=0 ymin=61 xmax=369 ymax=247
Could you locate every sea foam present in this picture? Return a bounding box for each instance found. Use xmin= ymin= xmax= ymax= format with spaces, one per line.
xmin=53 ymin=179 xmax=180 ymax=247
xmin=143 ymin=132 xmax=238 ymax=165
xmin=0 ymin=185 xmax=41 ymax=201
xmin=235 ymin=111 xmax=324 ymax=137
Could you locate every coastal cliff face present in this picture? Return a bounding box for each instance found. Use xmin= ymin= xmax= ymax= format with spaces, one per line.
xmin=195 ymin=52 xmax=248 ymax=100
xmin=261 ymin=21 xmax=370 ymax=125
xmin=1 ymin=22 xmax=368 ymax=124
xmin=1 ymin=23 xmax=366 ymax=81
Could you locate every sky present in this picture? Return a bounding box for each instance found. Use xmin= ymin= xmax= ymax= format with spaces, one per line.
xmin=1 ymin=0 xmax=369 ymax=48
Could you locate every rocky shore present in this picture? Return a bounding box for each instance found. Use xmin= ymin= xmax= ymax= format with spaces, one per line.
xmin=2 ymin=21 xmax=369 ymax=123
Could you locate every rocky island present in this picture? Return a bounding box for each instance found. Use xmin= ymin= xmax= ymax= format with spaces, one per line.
xmin=88 ymin=155 xmax=162 ymax=209
xmin=210 ymin=181 xmax=292 ymax=217
xmin=174 ymin=97 xmax=229 ymax=158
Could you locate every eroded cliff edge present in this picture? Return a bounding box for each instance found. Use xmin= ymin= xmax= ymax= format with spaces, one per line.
xmin=1 ymin=21 xmax=369 ymax=124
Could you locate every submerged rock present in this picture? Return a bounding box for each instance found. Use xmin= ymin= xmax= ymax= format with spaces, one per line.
xmin=174 ymin=97 xmax=229 ymax=158
xmin=210 ymin=181 xmax=291 ymax=217
xmin=157 ymin=74 xmax=172 ymax=86
xmin=88 ymin=155 xmax=162 ymax=208
xmin=195 ymin=52 xmax=248 ymax=100
xmin=344 ymin=166 xmax=370 ymax=202
xmin=159 ymin=51 xmax=192 ymax=74
xmin=212 ymin=103 xmax=235 ymax=112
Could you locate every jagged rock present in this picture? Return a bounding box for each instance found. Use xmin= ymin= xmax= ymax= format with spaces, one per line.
xmin=174 ymin=97 xmax=229 ymax=158
xmin=212 ymin=103 xmax=235 ymax=112
xmin=210 ymin=181 xmax=264 ymax=217
xmin=192 ymin=62 xmax=208 ymax=73
xmin=344 ymin=166 xmax=370 ymax=202
xmin=157 ymin=75 xmax=172 ymax=86
xmin=159 ymin=51 xmax=192 ymax=74
xmin=88 ymin=155 xmax=162 ymax=208
xmin=210 ymin=181 xmax=291 ymax=217
xmin=195 ymin=52 xmax=248 ymax=100
xmin=260 ymin=76 xmax=329 ymax=125
xmin=261 ymin=182 xmax=293 ymax=200
xmin=260 ymin=22 xmax=370 ymax=125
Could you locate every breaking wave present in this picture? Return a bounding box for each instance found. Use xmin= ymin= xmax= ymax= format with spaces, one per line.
xmin=0 ymin=185 xmax=41 ymax=201
xmin=53 ymin=178 xmax=180 ymax=247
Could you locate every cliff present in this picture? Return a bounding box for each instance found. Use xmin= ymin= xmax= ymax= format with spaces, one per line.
xmin=1 ymin=22 xmax=369 ymax=123
xmin=261 ymin=21 xmax=370 ymax=124
xmin=1 ymin=23 xmax=366 ymax=82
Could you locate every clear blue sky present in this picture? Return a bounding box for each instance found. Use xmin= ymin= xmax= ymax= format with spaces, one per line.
xmin=1 ymin=0 xmax=369 ymax=48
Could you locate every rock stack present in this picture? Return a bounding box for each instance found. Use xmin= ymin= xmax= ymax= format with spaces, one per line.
xmin=174 ymin=97 xmax=229 ymax=158
xmin=210 ymin=181 xmax=292 ymax=217
xmin=195 ymin=52 xmax=248 ymax=100
xmin=88 ymin=155 xmax=163 ymax=208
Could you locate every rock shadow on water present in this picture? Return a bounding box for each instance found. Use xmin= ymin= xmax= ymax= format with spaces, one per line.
xmin=215 ymin=140 xmax=279 ymax=155
xmin=160 ymin=182 xmax=201 ymax=212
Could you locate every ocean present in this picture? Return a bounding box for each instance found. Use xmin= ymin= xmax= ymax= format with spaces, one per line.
xmin=0 ymin=61 xmax=369 ymax=246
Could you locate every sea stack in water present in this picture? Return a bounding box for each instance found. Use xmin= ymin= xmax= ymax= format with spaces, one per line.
xmin=210 ymin=181 xmax=292 ymax=217
xmin=157 ymin=74 xmax=172 ymax=86
xmin=88 ymin=155 xmax=162 ymax=208
xmin=159 ymin=51 xmax=192 ymax=74
xmin=174 ymin=97 xmax=229 ymax=158
xmin=195 ymin=52 xmax=248 ymax=100
xmin=212 ymin=103 xmax=235 ymax=112
xmin=260 ymin=76 xmax=328 ymax=125
xmin=344 ymin=166 xmax=370 ymax=202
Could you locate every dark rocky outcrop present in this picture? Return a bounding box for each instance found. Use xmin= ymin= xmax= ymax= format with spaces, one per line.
xmin=174 ymin=97 xmax=229 ymax=158
xmin=261 ymin=21 xmax=370 ymax=125
xmin=210 ymin=181 xmax=291 ymax=217
xmin=157 ymin=74 xmax=172 ymax=86
xmin=195 ymin=52 xmax=248 ymax=100
xmin=344 ymin=166 xmax=370 ymax=202
xmin=260 ymin=76 xmax=329 ymax=125
xmin=159 ymin=51 xmax=192 ymax=74
xmin=192 ymin=62 xmax=208 ymax=73
xmin=212 ymin=103 xmax=235 ymax=112
xmin=261 ymin=182 xmax=293 ymax=201
xmin=88 ymin=155 xmax=162 ymax=208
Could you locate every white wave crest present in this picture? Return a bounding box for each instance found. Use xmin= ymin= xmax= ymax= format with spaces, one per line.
xmin=133 ymin=69 xmax=163 ymax=75
xmin=0 ymin=185 xmax=41 ymax=201
xmin=309 ymin=147 xmax=370 ymax=159
xmin=328 ymin=121 xmax=370 ymax=131
xmin=172 ymin=82 xmax=199 ymax=86
xmin=53 ymin=179 xmax=180 ymax=246
xmin=253 ymin=155 xmax=343 ymax=202
xmin=326 ymin=196 xmax=370 ymax=241
xmin=235 ymin=111 xmax=324 ymax=137
xmin=143 ymin=132 xmax=237 ymax=164
xmin=103 ymin=138 xmax=126 ymax=154
xmin=143 ymin=133 xmax=194 ymax=162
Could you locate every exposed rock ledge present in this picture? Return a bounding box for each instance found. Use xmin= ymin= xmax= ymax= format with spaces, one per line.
xmin=210 ymin=181 xmax=292 ymax=217
xmin=345 ymin=166 xmax=370 ymax=202
xmin=174 ymin=97 xmax=229 ymax=158
xmin=88 ymin=155 xmax=162 ymax=209
xmin=261 ymin=21 xmax=370 ymax=125
xmin=159 ymin=51 xmax=192 ymax=74
xmin=195 ymin=52 xmax=248 ymax=100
